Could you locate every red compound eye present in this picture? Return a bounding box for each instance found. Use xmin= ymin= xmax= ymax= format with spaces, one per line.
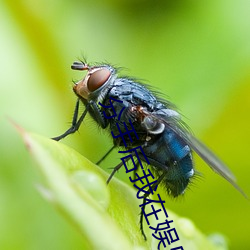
xmin=87 ymin=68 xmax=111 ymax=92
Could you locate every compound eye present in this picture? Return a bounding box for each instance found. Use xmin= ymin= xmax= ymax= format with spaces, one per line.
xmin=87 ymin=68 xmax=111 ymax=92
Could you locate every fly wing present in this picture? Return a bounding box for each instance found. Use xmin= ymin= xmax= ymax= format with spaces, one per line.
xmin=150 ymin=110 xmax=247 ymax=198
xmin=171 ymin=123 xmax=247 ymax=198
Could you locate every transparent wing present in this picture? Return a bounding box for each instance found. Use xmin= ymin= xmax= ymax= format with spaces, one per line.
xmin=179 ymin=130 xmax=247 ymax=198
xmin=147 ymin=110 xmax=247 ymax=198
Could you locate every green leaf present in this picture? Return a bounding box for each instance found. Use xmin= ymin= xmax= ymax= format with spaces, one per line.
xmin=19 ymin=128 xmax=227 ymax=250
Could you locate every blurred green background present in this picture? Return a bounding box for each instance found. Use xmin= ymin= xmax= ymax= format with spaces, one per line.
xmin=1 ymin=0 xmax=250 ymax=249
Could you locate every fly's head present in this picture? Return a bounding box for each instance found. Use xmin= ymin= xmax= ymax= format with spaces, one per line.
xmin=72 ymin=61 xmax=116 ymax=102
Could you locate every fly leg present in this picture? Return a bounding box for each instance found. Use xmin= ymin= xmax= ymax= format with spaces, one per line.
xmin=106 ymin=160 xmax=127 ymax=184
xmin=132 ymin=161 xmax=140 ymax=181
xmin=139 ymin=173 xmax=165 ymax=240
xmin=52 ymin=99 xmax=89 ymax=141
xmin=96 ymin=146 xmax=116 ymax=165
xmin=107 ymin=153 xmax=141 ymax=183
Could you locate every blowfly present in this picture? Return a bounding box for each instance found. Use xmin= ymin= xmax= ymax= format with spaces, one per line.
xmin=52 ymin=60 xmax=246 ymax=237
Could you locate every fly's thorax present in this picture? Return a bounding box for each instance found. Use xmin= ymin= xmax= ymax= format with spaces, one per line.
xmin=73 ymin=64 xmax=117 ymax=104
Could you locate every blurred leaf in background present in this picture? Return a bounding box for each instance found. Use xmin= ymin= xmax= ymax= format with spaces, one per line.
xmin=0 ymin=0 xmax=250 ymax=249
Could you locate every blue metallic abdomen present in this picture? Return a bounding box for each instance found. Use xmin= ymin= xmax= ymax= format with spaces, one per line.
xmin=143 ymin=128 xmax=193 ymax=197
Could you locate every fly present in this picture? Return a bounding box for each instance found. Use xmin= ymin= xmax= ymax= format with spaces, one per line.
xmin=52 ymin=60 xmax=247 ymax=238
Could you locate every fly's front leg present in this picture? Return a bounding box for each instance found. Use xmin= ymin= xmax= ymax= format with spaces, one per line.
xmin=89 ymin=100 xmax=107 ymax=129
xmin=52 ymin=99 xmax=89 ymax=141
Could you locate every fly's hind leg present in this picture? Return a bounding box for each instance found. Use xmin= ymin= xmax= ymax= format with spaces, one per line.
xmin=139 ymin=173 xmax=165 ymax=240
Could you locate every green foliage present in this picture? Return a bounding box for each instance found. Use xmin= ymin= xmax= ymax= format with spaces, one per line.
xmin=15 ymin=128 xmax=227 ymax=249
xmin=1 ymin=1 xmax=250 ymax=249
